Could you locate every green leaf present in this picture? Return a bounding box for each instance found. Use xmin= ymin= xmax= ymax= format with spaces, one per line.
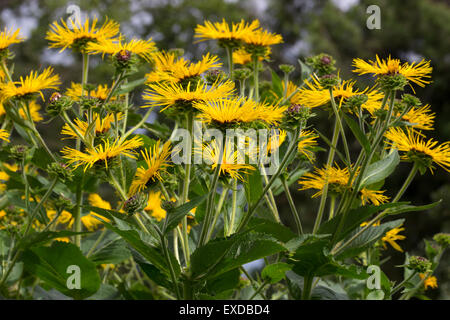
xmin=163 ymin=194 xmax=207 ymax=234
xmin=190 ymin=232 xmax=286 ymax=280
xmin=261 ymin=262 xmax=292 ymax=284
xmin=101 ymin=220 xmax=179 ymax=278
xmin=17 ymin=231 xmax=88 ymax=250
xmin=367 ymin=290 xmax=385 ymax=300
xmin=359 ymin=150 xmax=400 ymax=189
xmin=243 ymin=167 xmax=263 ymax=207
xmin=298 ymin=59 xmax=312 ymax=82
xmin=206 ymin=268 xmax=241 ymax=295
xmin=318 ymin=202 xmax=406 ymax=243
xmin=22 ymin=242 xmax=101 ymax=300
xmin=385 ymin=200 xmax=442 ymax=215
xmin=342 ymin=114 xmax=371 ymax=154
xmin=116 ymin=77 xmax=146 ymax=94
xmin=88 ymin=238 xmax=131 ymax=266
xmin=247 ymin=217 xmax=296 ymax=243
xmin=31 ymin=148 xmax=54 ymax=170
xmin=271 ymin=69 xmax=283 ymax=98
xmin=290 ymin=235 xmax=367 ymax=279
xmin=336 ymin=219 xmax=405 ymax=259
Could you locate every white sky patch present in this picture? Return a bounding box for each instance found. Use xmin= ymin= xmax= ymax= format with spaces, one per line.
xmin=41 ymin=48 xmax=75 ymax=67
xmin=331 ymin=0 xmax=360 ymax=12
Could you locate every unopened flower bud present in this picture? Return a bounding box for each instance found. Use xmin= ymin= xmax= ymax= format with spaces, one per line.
xmin=233 ymin=68 xmax=252 ymax=81
xmin=279 ymin=64 xmax=295 ymax=74
xmin=205 ymin=69 xmax=226 ymax=84
xmin=306 ymin=53 xmax=336 ymax=76
xmin=377 ymin=73 xmax=408 ymax=91
xmin=10 ymin=144 xmax=29 ymax=162
xmin=47 ymin=162 xmax=73 ymax=182
xmin=46 ymin=93 xmax=73 ymax=117
xmin=319 ymin=74 xmax=340 ymax=89
xmin=401 ymin=94 xmax=422 ymax=108
xmin=116 ymin=50 xmax=131 ymax=62
xmin=407 ymin=256 xmax=432 ymax=273
xmin=123 ymin=193 xmax=148 ymax=216
xmin=433 ymin=233 xmax=450 ymax=248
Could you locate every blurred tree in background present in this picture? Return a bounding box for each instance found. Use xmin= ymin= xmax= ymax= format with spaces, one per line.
xmin=1 ymin=0 xmax=449 ymax=298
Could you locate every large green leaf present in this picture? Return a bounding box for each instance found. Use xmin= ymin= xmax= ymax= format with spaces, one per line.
xmin=359 ymin=150 xmax=400 ymax=189
xmin=205 ymin=268 xmax=241 ymax=295
xmin=243 ymin=167 xmax=263 ymax=207
xmin=385 ymin=200 xmax=442 ymax=215
xmin=101 ymin=220 xmax=180 ymax=278
xmin=190 ymin=232 xmax=286 ymax=280
xmin=162 ymin=194 xmax=207 ymax=234
xmin=17 ymin=231 xmax=88 ymax=250
xmin=336 ymin=219 xmax=405 ymax=259
xmin=342 ymin=114 xmax=371 ymax=154
xmin=261 ymin=262 xmax=292 ymax=284
xmin=22 ymin=242 xmax=101 ymax=300
xmin=247 ymin=217 xmax=296 ymax=243
xmin=318 ymin=202 xmax=406 ymax=243
xmin=87 ymin=238 xmax=131 ymax=266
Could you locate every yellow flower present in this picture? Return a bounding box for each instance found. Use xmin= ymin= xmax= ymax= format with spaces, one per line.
xmin=143 ymin=79 xmax=235 ymax=111
xmin=81 ymin=193 xmax=112 ymax=231
xmin=0 ymin=210 xmax=5 ymax=219
xmin=65 ymin=82 xmax=117 ymax=101
xmin=47 ymin=209 xmax=74 ymax=225
xmin=54 ymin=237 xmax=70 ymax=243
xmin=360 ymin=188 xmax=390 ymax=206
xmin=267 ymin=129 xmax=286 ymax=154
xmin=297 ymin=75 xmax=384 ymax=109
xmin=129 ymin=140 xmax=172 ymax=196
xmin=145 ymin=51 xmax=221 ymax=84
xmin=381 ymin=224 xmax=406 ymax=252
xmin=195 ymin=97 xmax=287 ymax=126
xmin=0 ymin=27 xmax=24 ymax=50
xmin=419 ymin=274 xmax=438 ymax=290
xmin=61 ymin=136 xmax=143 ymax=171
xmin=61 ymin=112 xmax=122 ymax=139
xmin=86 ymin=36 xmax=156 ymax=62
xmin=242 ymin=28 xmax=283 ymax=48
xmin=299 ymin=164 xmax=356 ymax=198
xmin=198 ymin=139 xmax=255 ymax=181
xmin=46 ymin=17 xmax=120 ymax=53
xmin=233 ymin=47 xmax=270 ymax=65
xmin=384 ymin=127 xmax=450 ymax=173
xmin=0 ymin=67 xmax=60 ymax=102
xmin=194 ymin=19 xmax=260 ymax=43
xmin=145 ymin=191 xmax=169 ymax=221
xmin=399 ymin=105 xmax=435 ymax=131
xmin=0 ymin=129 xmax=9 ymax=142
xmin=18 ymin=101 xmax=43 ymax=122
xmin=297 ymin=130 xmax=319 ymax=162
xmin=352 ymin=55 xmax=432 ymax=88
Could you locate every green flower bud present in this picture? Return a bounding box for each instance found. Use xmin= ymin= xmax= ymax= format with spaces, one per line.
xmin=47 ymin=162 xmax=74 ymax=182
xmin=233 ymin=68 xmax=252 ymax=81
xmin=279 ymin=64 xmax=295 ymax=74
xmin=10 ymin=144 xmax=29 ymax=162
xmin=345 ymin=94 xmax=368 ymax=111
xmin=46 ymin=92 xmax=73 ymax=117
xmin=433 ymin=233 xmax=450 ymax=248
xmin=407 ymin=256 xmax=432 ymax=273
xmin=319 ymin=74 xmax=340 ymax=89
xmin=306 ymin=53 xmax=336 ymax=76
xmin=401 ymin=94 xmax=422 ymax=108
xmin=376 ymin=73 xmax=408 ymax=91
xmin=105 ymin=100 xmax=127 ymax=114
xmin=123 ymin=193 xmax=148 ymax=216
xmin=52 ymin=195 xmax=75 ymax=211
xmin=283 ymin=103 xmax=313 ymax=128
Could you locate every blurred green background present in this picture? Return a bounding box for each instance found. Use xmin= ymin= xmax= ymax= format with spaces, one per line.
xmin=1 ymin=0 xmax=449 ymax=299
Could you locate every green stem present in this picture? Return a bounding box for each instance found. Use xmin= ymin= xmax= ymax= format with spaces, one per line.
xmin=328 ymin=195 xmax=336 ymax=220
xmin=391 ymin=271 xmax=417 ymax=297
xmin=181 ymin=112 xmax=193 ymax=265
xmin=281 ymin=175 xmax=303 ymax=235
xmin=207 ymin=186 xmax=229 ymax=241
xmin=260 ymin=164 xmax=280 ymax=222
xmin=302 ymin=276 xmax=313 ymax=300
xmin=252 ymin=55 xmax=259 ymax=102
xmin=312 ymin=118 xmax=339 ymax=234
xmin=119 ymin=106 xmax=154 ymax=144
xmin=237 ymin=126 xmax=301 ymax=232
xmin=329 ymin=89 xmax=351 ymax=164
xmin=225 ymin=46 xmax=234 ymax=79
xmin=227 ymin=179 xmax=238 ymax=237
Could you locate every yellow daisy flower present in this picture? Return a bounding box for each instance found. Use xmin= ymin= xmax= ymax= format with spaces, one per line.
xmin=242 ymin=28 xmax=283 ymax=48
xmin=0 ymin=67 xmax=60 ymax=102
xmin=61 ymin=112 xmax=122 ymax=139
xmin=297 ymin=75 xmax=384 ymax=109
xmin=297 ymin=130 xmax=319 ymax=162
xmin=198 ymin=139 xmax=255 ymax=181
xmin=384 ymin=127 xmax=450 ymax=173
xmin=46 ymin=17 xmax=120 ymax=53
xmin=129 ymin=140 xmax=172 ymax=196
xmin=81 ymin=193 xmax=112 ymax=231
xmin=86 ymin=36 xmax=156 ymax=62
xmin=352 ymin=55 xmax=432 ymax=88
xmin=18 ymin=101 xmax=43 ymax=122
xmin=381 ymin=224 xmax=406 ymax=252
xmin=194 ymin=97 xmax=287 ymax=126
xmin=194 ymin=19 xmax=260 ymax=44
xmin=360 ymin=188 xmax=390 ymax=206
xmin=233 ymin=47 xmax=271 ymax=65
xmin=0 ymin=27 xmax=24 ymax=50
xmin=61 ymin=136 xmax=143 ymax=171
xmin=65 ymin=82 xmax=117 ymax=101
xmin=0 ymin=129 xmax=9 ymax=142
xmin=143 ymin=79 xmax=235 ymax=111
xmin=145 ymin=51 xmax=221 ymax=84
xmin=47 ymin=209 xmax=74 ymax=226
xmin=419 ymin=274 xmax=438 ymax=290
xmin=145 ymin=191 xmax=169 ymax=222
